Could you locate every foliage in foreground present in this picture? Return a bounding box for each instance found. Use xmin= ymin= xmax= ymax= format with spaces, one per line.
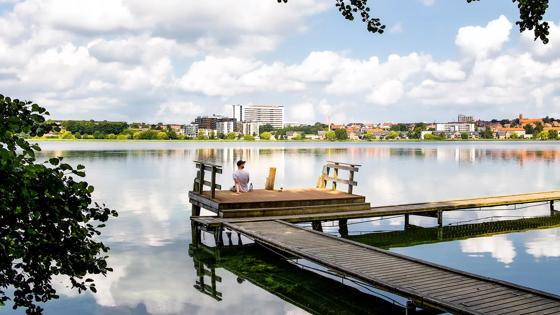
xmin=0 ymin=95 xmax=117 ymax=314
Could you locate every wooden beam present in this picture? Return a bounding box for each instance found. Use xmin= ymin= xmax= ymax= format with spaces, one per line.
xmin=323 ymin=177 xmax=358 ymax=187
xmin=211 ymin=166 xmax=217 ymax=199
xmin=325 ymin=163 xmax=359 ymax=172
xmin=265 ymin=167 xmax=276 ymax=190
xmin=326 ymin=160 xmax=362 ymax=167
xmin=194 ymin=178 xmax=222 ymax=190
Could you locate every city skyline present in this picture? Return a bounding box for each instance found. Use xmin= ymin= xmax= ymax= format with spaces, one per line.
xmin=0 ymin=2 xmax=560 ymax=124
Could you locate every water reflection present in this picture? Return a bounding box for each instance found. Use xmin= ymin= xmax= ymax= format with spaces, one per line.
xmin=8 ymin=141 xmax=560 ymax=315
xmin=188 ymin=244 xmax=406 ymax=315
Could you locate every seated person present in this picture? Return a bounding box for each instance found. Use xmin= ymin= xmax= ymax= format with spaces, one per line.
xmin=231 ymin=160 xmax=253 ymax=193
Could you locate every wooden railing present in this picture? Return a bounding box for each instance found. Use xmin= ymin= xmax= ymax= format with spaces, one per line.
xmin=193 ymin=161 xmax=222 ymax=198
xmin=317 ymin=161 xmax=361 ymax=194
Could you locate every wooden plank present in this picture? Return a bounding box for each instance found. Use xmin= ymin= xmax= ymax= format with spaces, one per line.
xmin=529 ymin=306 xmax=560 ymax=315
xmin=387 ymin=272 xmax=462 ymax=286
xmin=420 ymin=280 xmax=492 ymax=298
xmin=367 ymin=264 xmax=437 ymax=278
xmin=220 ymin=202 xmax=370 ymax=218
xmin=439 ymin=284 xmax=499 ymax=299
xmin=223 ymin=220 xmax=560 ymax=315
xmin=326 ymin=160 xmax=362 ymax=167
xmin=408 ymin=277 xmax=482 ymax=292
xmin=324 ymin=176 xmax=358 ymax=187
xmin=194 ymin=178 xmax=222 ymax=190
xmin=325 ymin=163 xmax=359 ymax=172
xmin=497 ymin=300 xmax=558 ymax=315
xmin=475 ymin=295 xmax=544 ymax=313
xmin=430 ymin=284 xmax=497 ymax=300
xmin=449 ymin=288 xmax=515 ymax=305
xmin=195 ymin=161 xmax=223 ymax=172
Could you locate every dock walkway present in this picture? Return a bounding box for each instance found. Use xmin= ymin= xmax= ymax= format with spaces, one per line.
xmin=227 ymin=220 xmax=560 ymax=315
xmin=192 ymin=190 xmax=560 ymax=225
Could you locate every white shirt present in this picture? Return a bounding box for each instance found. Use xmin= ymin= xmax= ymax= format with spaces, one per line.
xmin=233 ymin=169 xmax=250 ymax=192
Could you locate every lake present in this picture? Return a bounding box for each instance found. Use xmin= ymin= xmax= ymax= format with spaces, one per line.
xmin=4 ymin=141 xmax=560 ymax=314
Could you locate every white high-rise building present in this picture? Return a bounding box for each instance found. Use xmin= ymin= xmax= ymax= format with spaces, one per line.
xmin=232 ymin=104 xmax=243 ymax=122
xmin=243 ymin=105 xmax=284 ymax=129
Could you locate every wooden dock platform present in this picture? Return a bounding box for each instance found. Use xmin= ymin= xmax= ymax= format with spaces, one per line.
xmin=189 ymin=188 xmax=371 ymax=218
xmin=189 ymin=160 xmax=560 ymax=314
xmin=192 ymin=190 xmax=560 ymax=226
xmin=225 ymin=220 xmax=560 ymax=315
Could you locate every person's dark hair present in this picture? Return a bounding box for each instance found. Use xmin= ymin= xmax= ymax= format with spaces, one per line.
xmin=236 ymin=160 xmax=245 ymax=167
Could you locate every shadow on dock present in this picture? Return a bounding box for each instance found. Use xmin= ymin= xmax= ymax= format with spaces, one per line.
xmin=347 ymin=213 xmax=560 ymax=249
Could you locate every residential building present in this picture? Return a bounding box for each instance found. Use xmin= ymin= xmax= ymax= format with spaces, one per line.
xmin=194 ymin=115 xmax=222 ymax=130
xmin=184 ymin=123 xmax=199 ymax=137
xmin=167 ymin=124 xmax=185 ymax=135
xmin=238 ymin=121 xmax=261 ymax=136
xmin=518 ymin=114 xmax=543 ymax=127
xmin=286 ymin=131 xmax=302 ymax=139
xmin=495 ymin=127 xmax=526 ymax=139
xmin=436 ymin=123 xmax=475 ymax=133
xmin=216 ymin=118 xmax=236 ymax=135
xmin=243 ymin=105 xmax=284 ymax=129
xmin=198 ymin=128 xmax=217 ymax=138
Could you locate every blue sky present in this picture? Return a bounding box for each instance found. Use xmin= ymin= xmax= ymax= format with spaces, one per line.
xmin=0 ymin=0 xmax=559 ymax=124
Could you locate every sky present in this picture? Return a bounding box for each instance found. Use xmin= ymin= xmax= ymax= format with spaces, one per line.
xmin=0 ymin=0 xmax=560 ymax=124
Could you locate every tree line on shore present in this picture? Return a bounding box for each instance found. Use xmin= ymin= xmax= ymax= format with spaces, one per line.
xmin=32 ymin=119 xmax=560 ymax=141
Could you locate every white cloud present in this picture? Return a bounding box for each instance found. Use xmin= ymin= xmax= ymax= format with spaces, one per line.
xmin=178 ymin=56 xmax=305 ymax=97
xmin=455 ymin=15 xmax=513 ymax=59
xmin=426 ymin=61 xmax=466 ymax=81
xmin=0 ymin=4 xmax=559 ymax=123
xmin=525 ymin=229 xmax=560 ymax=258
xmin=389 ymin=22 xmax=403 ymax=33
xmin=418 ymin=0 xmax=435 ymax=6
xmin=521 ymin=21 xmax=560 ymax=61
xmin=460 ymin=235 xmax=516 ymax=264
xmin=156 ymin=101 xmax=203 ymax=123
xmin=367 ymin=80 xmax=404 ymax=105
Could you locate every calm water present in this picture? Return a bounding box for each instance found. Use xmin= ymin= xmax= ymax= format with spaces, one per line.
xmin=4 ymin=141 xmax=560 ymax=314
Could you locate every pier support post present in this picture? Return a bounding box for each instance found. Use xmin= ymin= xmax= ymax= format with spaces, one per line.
xmin=404 ymin=214 xmax=410 ymax=228
xmin=237 ymin=233 xmax=243 ymax=246
xmin=226 ymin=231 xmax=233 ymax=246
xmin=312 ymin=221 xmax=323 ymax=232
xmin=437 ymin=210 xmax=443 ymax=227
xmin=191 ymin=222 xmax=201 ymax=247
xmin=192 ymin=204 xmax=201 ymax=217
xmin=338 ymin=219 xmax=348 ymax=237
xmin=214 ymin=226 xmax=223 ymax=247
xmin=551 ymin=200 xmax=555 ymax=215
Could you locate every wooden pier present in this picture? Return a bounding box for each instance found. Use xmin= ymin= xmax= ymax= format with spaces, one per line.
xmin=189 ymin=160 xmax=560 ymax=314
xmin=226 ymin=220 xmax=560 ymax=315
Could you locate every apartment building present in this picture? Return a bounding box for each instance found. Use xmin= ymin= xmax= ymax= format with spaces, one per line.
xmin=243 ymin=105 xmax=284 ymax=129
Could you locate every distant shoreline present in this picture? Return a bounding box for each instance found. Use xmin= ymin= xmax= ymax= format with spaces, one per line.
xmin=29 ymin=138 xmax=559 ymax=143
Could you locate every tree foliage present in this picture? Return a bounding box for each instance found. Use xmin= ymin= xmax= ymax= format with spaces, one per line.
xmin=334 ymin=128 xmax=348 ymax=140
xmin=260 ymin=132 xmax=272 ymax=140
xmin=0 ymin=95 xmax=117 ymax=314
xmin=259 ymin=124 xmax=274 ymax=134
xmin=280 ymin=0 xmax=551 ymax=43
xmin=62 ymin=120 xmax=128 ymax=136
